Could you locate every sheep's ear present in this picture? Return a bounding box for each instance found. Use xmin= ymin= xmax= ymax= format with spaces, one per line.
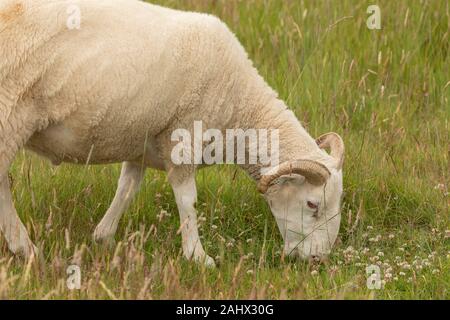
xmin=316 ymin=132 xmax=345 ymax=170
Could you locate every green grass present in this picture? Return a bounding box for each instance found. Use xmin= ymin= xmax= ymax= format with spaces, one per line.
xmin=1 ymin=0 xmax=449 ymax=299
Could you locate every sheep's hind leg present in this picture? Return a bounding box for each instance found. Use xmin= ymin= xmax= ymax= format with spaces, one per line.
xmin=168 ymin=168 xmax=215 ymax=267
xmin=93 ymin=162 xmax=145 ymax=243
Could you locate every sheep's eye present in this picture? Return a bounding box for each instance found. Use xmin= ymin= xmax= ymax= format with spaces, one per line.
xmin=307 ymin=201 xmax=319 ymax=210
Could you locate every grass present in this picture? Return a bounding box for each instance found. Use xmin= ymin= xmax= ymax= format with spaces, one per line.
xmin=1 ymin=0 xmax=449 ymax=299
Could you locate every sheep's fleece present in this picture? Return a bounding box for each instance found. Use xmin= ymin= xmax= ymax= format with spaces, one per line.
xmin=0 ymin=0 xmax=345 ymax=265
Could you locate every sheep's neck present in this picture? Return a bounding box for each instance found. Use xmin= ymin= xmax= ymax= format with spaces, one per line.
xmin=227 ymin=76 xmax=320 ymax=181
xmin=234 ymin=91 xmax=320 ymax=182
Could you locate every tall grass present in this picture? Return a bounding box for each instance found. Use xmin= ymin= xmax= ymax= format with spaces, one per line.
xmin=1 ymin=0 xmax=448 ymax=299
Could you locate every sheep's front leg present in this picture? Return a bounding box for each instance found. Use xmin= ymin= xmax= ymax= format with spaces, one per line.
xmin=169 ymin=170 xmax=215 ymax=267
xmin=0 ymin=177 xmax=37 ymax=258
xmin=94 ymin=162 xmax=145 ymax=243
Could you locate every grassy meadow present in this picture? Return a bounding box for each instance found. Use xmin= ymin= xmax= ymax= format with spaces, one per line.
xmin=1 ymin=0 xmax=449 ymax=299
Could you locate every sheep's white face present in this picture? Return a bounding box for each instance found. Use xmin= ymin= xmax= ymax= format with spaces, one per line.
xmin=264 ymin=168 xmax=343 ymax=261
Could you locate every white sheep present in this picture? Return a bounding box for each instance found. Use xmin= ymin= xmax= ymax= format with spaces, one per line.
xmin=0 ymin=0 xmax=344 ymax=266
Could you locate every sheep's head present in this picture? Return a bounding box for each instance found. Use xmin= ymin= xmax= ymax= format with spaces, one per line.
xmin=259 ymin=133 xmax=344 ymax=262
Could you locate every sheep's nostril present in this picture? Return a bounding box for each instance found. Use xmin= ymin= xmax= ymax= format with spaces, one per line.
xmin=309 ymin=254 xmax=328 ymax=265
xmin=309 ymin=255 xmax=321 ymax=264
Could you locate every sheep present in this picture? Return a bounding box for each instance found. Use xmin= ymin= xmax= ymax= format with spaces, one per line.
xmin=0 ymin=0 xmax=345 ymax=266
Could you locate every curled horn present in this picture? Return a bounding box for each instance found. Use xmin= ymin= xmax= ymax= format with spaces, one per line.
xmin=257 ymin=160 xmax=331 ymax=194
xmin=316 ymin=132 xmax=345 ymax=170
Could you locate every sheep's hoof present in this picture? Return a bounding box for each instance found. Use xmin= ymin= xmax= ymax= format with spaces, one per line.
xmin=194 ymin=254 xmax=216 ymax=268
xmin=10 ymin=242 xmax=39 ymax=260
xmin=203 ymin=255 xmax=216 ymax=268
xmin=93 ymin=230 xmax=116 ymax=248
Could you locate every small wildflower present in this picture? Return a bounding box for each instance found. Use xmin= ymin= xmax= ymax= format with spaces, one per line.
xmin=329 ymin=265 xmax=339 ymax=273
xmin=433 ymin=183 xmax=445 ymax=190
xmin=388 ymin=234 xmax=395 ymax=239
